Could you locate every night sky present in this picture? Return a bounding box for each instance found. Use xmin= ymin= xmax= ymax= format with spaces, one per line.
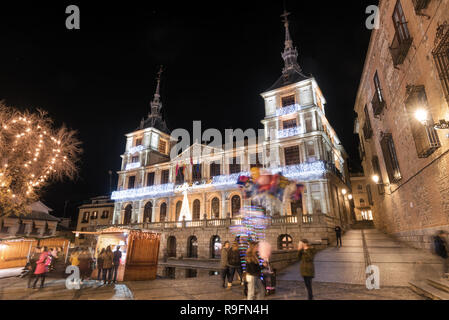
xmin=0 ymin=1 xmax=374 ymax=222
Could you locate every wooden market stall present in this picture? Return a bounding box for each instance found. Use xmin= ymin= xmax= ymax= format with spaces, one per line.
xmin=75 ymin=227 xmax=161 ymax=281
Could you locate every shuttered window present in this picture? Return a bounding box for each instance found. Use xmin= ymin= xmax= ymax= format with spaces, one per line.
xmin=380 ymin=133 xmax=402 ymax=184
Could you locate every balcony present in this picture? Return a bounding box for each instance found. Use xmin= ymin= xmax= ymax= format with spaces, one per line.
xmin=278 ymin=126 xmax=302 ymax=139
xmin=363 ymin=122 xmax=373 ymax=140
xmin=371 ymin=92 xmax=386 ymax=117
xmin=125 ymin=162 xmax=141 ymax=171
xmin=276 ymin=104 xmax=301 ymax=117
xmin=389 ymin=32 xmax=413 ymax=66
xmin=128 ymin=145 xmax=145 ymax=154
xmin=412 ymin=0 xmax=431 ymax=12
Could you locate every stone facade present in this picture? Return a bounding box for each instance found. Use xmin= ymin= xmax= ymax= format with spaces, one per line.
xmin=349 ymin=174 xmax=374 ymax=221
xmin=354 ymin=0 xmax=449 ymax=249
xmin=108 ymin=11 xmax=353 ymax=257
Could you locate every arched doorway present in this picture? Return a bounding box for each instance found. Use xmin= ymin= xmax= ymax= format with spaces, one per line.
xmin=211 ymin=197 xmax=220 ymax=219
xmin=210 ymin=235 xmax=221 ymax=259
xmin=167 ymin=236 xmax=176 ymax=258
xmin=144 ymin=202 xmax=153 ymax=222
xmin=160 ymin=203 xmax=167 ymax=222
xmin=175 ymin=201 xmax=182 ymax=222
xmin=193 ymin=199 xmax=200 ymax=220
xmin=124 ymin=204 xmax=132 ymax=225
xmin=187 ymin=236 xmax=198 ymax=258
xmin=231 ymin=195 xmax=241 ymax=217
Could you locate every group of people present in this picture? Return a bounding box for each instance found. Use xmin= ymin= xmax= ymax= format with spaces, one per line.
xmin=220 ymin=241 xmax=244 ymax=289
xmin=26 ymin=246 xmax=64 ymax=289
xmin=69 ymin=245 xmax=122 ymax=284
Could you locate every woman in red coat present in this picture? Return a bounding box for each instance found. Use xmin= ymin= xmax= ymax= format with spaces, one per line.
xmin=32 ymin=246 xmax=50 ymax=289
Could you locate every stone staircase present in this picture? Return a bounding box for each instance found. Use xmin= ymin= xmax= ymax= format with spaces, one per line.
xmin=410 ymin=278 xmax=449 ymax=300
xmin=351 ymin=220 xmax=375 ymax=230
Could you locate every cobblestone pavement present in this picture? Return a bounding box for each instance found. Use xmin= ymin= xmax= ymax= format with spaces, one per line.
xmin=278 ymin=229 xmax=443 ymax=287
xmin=0 ymin=273 xmax=423 ymax=300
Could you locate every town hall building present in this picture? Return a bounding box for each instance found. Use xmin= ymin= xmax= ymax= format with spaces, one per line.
xmin=108 ymin=11 xmax=353 ymax=259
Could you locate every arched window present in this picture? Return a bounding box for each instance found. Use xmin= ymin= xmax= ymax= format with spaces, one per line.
xmin=231 ymin=195 xmax=241 ymax=217
xmin=160 ymin=203 xmax=167 ymax=222
xmin=124 ymin=204 xmax=132 ymax=225
xmin=187 ymin=236 xmax=198 ymax=258
xmin=278 ymin=234 xmax=293 ymax=250
xmin=210 ymin=235 xmax=221 ymax=259
xmin=211 ymin=197 xmax=220 ymax=219
xmin=193 ymin=199 xmax=201 ymax=220
xmin=167 ymin=236 xmax=176 ymax=258
xmin=175 ymin=201 xmax=182 ymax=222
xmin=144 ymin=202 xmax=153 ymax=223
xmin=291 ymin=199 xmax=303 ymax=216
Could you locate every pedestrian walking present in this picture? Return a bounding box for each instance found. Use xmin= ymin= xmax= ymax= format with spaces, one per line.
xmin=335 ymin=225 xmax=342 ymax=247
xmin=101 ymin=246 xmax=114 ymax=284
xmin=112 ymin=246 xmax=122 ymax=283
xmin=220 ymin=241 xmax=231 ymax=288
xmin=245 ymin=242 xmax=264 ymax=300
xmin=70 ymin=247 xmax=80 ymax=267
xmin=78 ymin=248 xmax=93 ymax=283
xmin=32 ymin=246 xmax=51 ymax=289
xmin=96 ymin=248 xmax=105 ymax=282
xmin=433 ymin=231 xmax=449 ymax=278
xmin=298 ymin=239 xmax=317 ymax=300
xmin=26 ymin=247 xmax=41 ymax=288
xmin=227 ymin=242 xmax=243 ymax=287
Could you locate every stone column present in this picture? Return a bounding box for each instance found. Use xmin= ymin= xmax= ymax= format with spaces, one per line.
xmin=306 ymin=183 xmax=313 ymax=214
xmin=320 ymin=182 xmax=328 ymax=214
xmin=202 ymin=193 xmax=207 ymax=220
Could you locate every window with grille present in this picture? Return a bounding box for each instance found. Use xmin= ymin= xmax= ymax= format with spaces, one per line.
xmin=131 ymin=156 xmax=139 ymax=163
xmin=405 ymin=85 xmax=441 ymax=158
xmin=211 ymin=197 xmax=220 ymax=218
xmin=147 ymin=172 xmax=155 ymax=186
xmin=380 ymin=133 xmax=402 ymax=183
xmin=193 ymin=164 xmax=202 ymax=182
xmin=371 ymin=156 xmax=385 ymax=195
xmin=278 ymin=234 xmax=293 ymax=250
xmin=210 ymin=162 xmax=221 ymax=177
xmin=433 ymin=23 xmax=449 ymax=103
xmin=193 ymin=200 xmax=201 ymax=220
xmin=366 ymin=185 xmax=374 ymax=205
xmin=284 ymin=146 xmax=300 ymax=165
xmin=161 ymin=170 xmax=169 ymax=184
xmin=229 ymin=157 xmax=241 ymax=174
xmin=158 ymin=140 xmax=167 ymax=154
xmin=390 ymin=0 xmax=413 ymax=66
xmin=283 ymin=119 xmax=297 ymax=130
xmin=363 ymin=105 xmax=373 ymax=140
xmin=160 ymin=203 xmax=167 ymax=222
xmin=372 ymin=71 xmax=386 ymax=116
xmin=128 ymin=176 xmax=136 ymax=189
xmin=282 ymin=95 xmax=296 ymax=107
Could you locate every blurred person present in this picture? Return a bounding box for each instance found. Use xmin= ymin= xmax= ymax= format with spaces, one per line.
xmin=246 ymin=242 xmax=264 ymax=300
xmin=101 ymin=246 xmax=114 ymax=284
xmin=112 ymin=246 xmax=122 ymax=283
xmin=298 ymin=239 xmax=317 ymax=300
xmin=70 ymin=247 xmax=80 ymax=267
xmin=220 ymin=241 xmax=231 ymax=288
xmin=32 ymin=246 xmax=50 ymax=289
xmin=227 ymin=242 xmax=243 ymax=287
xmin=96 ymin=248 xmax=105 ymax=282
xmin=434 ymin=231 xmax=449 ymax=278
xmin=335 ymin=226 xmax=342 ymax=247
xmin=26 ymin=247 xmax=41 ymax=288
xmin=78 ymin=248 xmax=93 ymax=283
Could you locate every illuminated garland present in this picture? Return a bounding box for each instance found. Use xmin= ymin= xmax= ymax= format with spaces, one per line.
xmin=125 ymin=162 xmax=141 ymax=171
xmin=128 ymin=145 xmax=145 ymax=154
xmin=275 ymin=104 xmax=301 ymax=117
xmin=278 ymin=126 xmax=302 ymax=139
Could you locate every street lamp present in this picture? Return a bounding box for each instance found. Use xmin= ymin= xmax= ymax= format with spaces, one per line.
xmin=415 ymin=108 xmax=449 ymax=130
xmin=371 ymin=174 xmax=390 ymax=187
xmin=348 ymin=194 xmax=353 ymax=200
xmin=341 ymin=189 xmax=347 ymax=195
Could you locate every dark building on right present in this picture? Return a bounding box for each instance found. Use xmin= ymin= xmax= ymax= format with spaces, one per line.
xmin=354 ymin=0 xmax=449 ymax=249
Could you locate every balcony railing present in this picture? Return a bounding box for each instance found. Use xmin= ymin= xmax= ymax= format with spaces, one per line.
xmin=412 ymin=0 xmax=431 ymax=12
xmin=278 ymin=126 xmax=302 ymax=139
xmin=389 ymin=32 xmax=413 ymax=66
xmin=371 ymin=91 xmax=386 ymax=117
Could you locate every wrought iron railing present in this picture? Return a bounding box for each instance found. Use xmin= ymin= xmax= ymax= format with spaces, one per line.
xmin=389 ymin=31 xmax=413 ymax=66
xmin=371 ymin=91 xmax=386 ymax=117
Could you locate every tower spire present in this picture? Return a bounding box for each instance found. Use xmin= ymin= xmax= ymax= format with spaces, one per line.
xmin=150 ymin=65 xmax=163 ymax=118
xmin=280 ymin=9 xmax=302 ymax=75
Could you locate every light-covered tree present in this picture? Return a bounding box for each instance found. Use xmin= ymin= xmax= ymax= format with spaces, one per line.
xmin=0 ymin=102 xmax=82 ymax=215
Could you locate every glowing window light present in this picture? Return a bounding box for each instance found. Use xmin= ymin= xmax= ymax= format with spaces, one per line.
xmin=125 ymin=162 xmax=141 ymax=171
xmin=276 ymin=104 xmax=301 ymax=117
xmin=278 ymin=126 xmax=302 ymax=139
xmin=128 ymin=145 xmax=145 ymax=154
xmin=111 ymin=183 xmax=174 ymax=201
